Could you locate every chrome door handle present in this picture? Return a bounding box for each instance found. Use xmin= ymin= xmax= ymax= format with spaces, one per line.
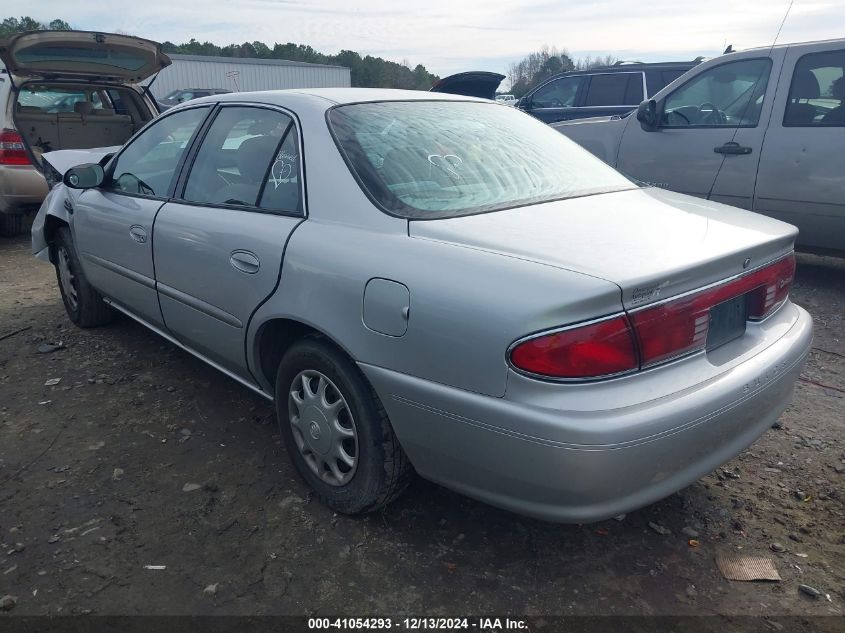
xmin=129 ymin=225 xmax=147 ymax=243
xmin=230 ymin=250 xmax=260 ymax=274
xmin=714 ymin=142 xmax=752 ymax=155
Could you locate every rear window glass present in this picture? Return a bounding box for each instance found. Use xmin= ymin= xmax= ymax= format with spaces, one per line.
xmin=584 ymin=73 xmax=642 ymax=106
xmin=328 ymin=101 xmax=635 ymax=219
xmin=16 ymin=45 xmax=147 ymax=71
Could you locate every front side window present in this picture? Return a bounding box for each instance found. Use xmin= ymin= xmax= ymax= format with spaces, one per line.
xmin=584 ymin=73 xmax=643 ymax=106
xmin=106 ymin=106 xmax=207 ymax=197
xmin=784 ymin=49 xmax=845 ymax=126
xmin=183 ymin=106 xmax=300 ymax=211
xmin=662 ymin=59 xmax=771 ymax=127
xmin=531 ymin=77 xmax=582 ymax=108
xmin=329 ymin=100 xmax=635 ymax=219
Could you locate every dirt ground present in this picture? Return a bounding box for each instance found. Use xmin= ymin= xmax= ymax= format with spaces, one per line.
xmin=0 ymin=232 xmax=842 ymax=618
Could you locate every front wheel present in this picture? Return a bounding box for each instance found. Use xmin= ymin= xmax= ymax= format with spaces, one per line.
xmin=52 ymin=226 xmax=113 ymax=328
xmin=275 ymin=337 xmax=412 ymax=514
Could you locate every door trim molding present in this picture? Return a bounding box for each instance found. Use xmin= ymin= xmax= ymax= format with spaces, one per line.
xmin=82 ymin=252 xmax=155 ymax=289
xmin=157 ymin=282 xmax=244 ymax=328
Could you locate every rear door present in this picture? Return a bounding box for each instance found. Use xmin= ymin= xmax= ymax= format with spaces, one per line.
xmin=576 ymin=71 xmax=645 ymax=118
xmin=754 ymin=43 xmax=845 ymax=251
xmin=153 ymin=104 xmax=304 ymax=380
xmin=72 ymin=105 xmax=210 ymax=327
xmin=617 ymin=52 xmax=782 ymax=209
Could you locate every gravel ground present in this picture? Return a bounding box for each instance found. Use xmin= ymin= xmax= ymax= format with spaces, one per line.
xmin=0 ymin=233 xmax=842 ymax=617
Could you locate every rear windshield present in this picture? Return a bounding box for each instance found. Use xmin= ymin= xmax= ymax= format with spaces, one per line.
xmin=328 ymin=100 xmax=635 ymax=219
xmin=15 ymin=45 xmax=148 ymax=72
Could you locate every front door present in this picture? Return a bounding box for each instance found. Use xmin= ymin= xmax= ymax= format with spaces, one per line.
xmin=72 ymin=106 xmax=210 ymax=326
xmin=617 ymin=54 xmax=781 ymax=209
xmin=522 ymin=75 xmax=584 ymax=123
xmin=153 ymin=105 xmax=305 ymax=379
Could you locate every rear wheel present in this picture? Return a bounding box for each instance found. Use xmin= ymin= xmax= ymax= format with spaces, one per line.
xmin=0 ymin=213 xmax=24 ymax=237
xmin=52 ymin=226 xmax=113 ymax=327
xmin=275 ymin=336 xmax=412 ymax=514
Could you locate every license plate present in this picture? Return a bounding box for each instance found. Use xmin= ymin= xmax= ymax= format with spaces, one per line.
xmin=707 ymin=295 xmax=748 ymax=351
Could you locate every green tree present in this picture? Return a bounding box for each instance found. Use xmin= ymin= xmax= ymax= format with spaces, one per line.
xmin=1 ymin=16 xmax=71 ymax=38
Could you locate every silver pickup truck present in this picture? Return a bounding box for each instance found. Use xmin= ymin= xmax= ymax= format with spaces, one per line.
xmin=553 ymin=39 xmax=845 ymax=254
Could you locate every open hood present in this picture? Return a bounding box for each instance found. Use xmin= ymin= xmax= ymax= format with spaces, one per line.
xmin=430 ymin=71 xmax=505 ymax=100
xmin=0 ymin=30 xmax=171 ymax=83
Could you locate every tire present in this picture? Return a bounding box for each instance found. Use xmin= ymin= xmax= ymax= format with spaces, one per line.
xmin=275 ymin=336 xmax=412 ymax=514
xmin=0 ymin=213 xmax=24 ymax=237
xmin=52 ymin=226 xmax=113 ymax=328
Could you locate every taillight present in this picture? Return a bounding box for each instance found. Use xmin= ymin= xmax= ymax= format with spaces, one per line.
xmin=0 ymin=129 xmax=30 ymax=165
xmin=630 ymin=253 xmax=795 ymax=367
xmin=746 ymin=255 xmax=795 ymax=320
xmin=511 ymin=253 xmax=795 ymax=380
xmin=509 ymin=315 xmax=638 ymax=379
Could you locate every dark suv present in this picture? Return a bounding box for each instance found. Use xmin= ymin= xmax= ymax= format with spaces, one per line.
xmin=518 ymin=60 xmax=702 ymax=124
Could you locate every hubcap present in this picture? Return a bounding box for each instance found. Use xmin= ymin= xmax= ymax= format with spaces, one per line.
xmin=57 ymin=246 xmax=78 ymax=311
xmin=288 ymin=370 xmax=358 ymax=486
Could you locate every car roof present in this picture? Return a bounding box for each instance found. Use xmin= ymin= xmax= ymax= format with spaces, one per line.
xmin=547 ymin=60 xmax=700 ymax=78
xmin=180 ymin=87 xmax=487 ymax=113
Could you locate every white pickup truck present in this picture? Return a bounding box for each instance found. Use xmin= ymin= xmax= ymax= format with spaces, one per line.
xmin=553 ymin=39 xmax=845 ymax=253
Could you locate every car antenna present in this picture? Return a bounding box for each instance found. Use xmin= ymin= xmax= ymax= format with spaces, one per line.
xmin=705 ymin=0 xmax=794 ymax=203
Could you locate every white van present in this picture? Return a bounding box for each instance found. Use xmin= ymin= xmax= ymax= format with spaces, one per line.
xmin=0 ymin=30 xmax=167 ymax=235
xmin=554 ymin=39 xmax=845 ymax=253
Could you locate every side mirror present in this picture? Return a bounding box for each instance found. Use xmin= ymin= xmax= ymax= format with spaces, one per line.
xmin=636 ymin=99 xmax=660 ymax=132
xmin=63 ymin=163 xmax=104 ymax=189
xmin=517 ymin=96 xmax=530 ymax=110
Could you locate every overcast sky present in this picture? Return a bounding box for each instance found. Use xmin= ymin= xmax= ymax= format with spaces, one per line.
xmin=23 ymin=0 xmax=845 ymax=78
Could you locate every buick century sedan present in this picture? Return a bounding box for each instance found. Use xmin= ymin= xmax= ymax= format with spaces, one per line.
xmin=32 ymin=88 xmax=812 ymax=522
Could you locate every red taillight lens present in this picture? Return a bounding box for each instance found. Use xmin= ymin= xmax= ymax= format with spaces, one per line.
xmin=510 ymin=315 xmax=638 ymax=379
xmin=746 ymin=255 xmax=795 ymax=320
xmin=630 ymin=254 xmax=795 ymax=367
xmin=0 ymin=129 xmax=30 ymax=165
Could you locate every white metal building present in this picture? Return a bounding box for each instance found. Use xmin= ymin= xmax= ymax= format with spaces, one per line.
xmin=147 ymin=54 xmax=351 ymax=98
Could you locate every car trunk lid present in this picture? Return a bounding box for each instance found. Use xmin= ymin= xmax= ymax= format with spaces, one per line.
xmin=0 ymin=30 xmax=171 ymax=83
xmin=409 ymin=187 xmax=797 ymax=310
xmin=430 ymin=71 xmax=505 ymax=99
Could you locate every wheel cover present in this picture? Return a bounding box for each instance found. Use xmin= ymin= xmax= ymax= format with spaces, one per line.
xmin=57 ymin=246 xmax=79 ymax=311
xmin=288 ymin=369 xmax=358 ymax=486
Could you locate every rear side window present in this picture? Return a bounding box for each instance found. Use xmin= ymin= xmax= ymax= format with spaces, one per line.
xmin=660 ymin=69 xmax=688 ymax=89
xmin=329 ymin=100 xmax=635 ymax=219
xmin=183 ymin=106 xmax=301 ymax=212
xmin=784 ymin=49 xmax=845 ymax=126
xmin=584 ymin=73 xmax=643 ymax=106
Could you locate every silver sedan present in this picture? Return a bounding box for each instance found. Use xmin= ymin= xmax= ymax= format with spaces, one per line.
xmin=31 ymin=89 xmax=812 ymax=522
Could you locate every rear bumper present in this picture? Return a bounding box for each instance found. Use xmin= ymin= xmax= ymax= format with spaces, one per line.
xmin=361 ymin=303 xmax=812 ymax=523
xmin=0 ymin=164 xmax=47 ymax=214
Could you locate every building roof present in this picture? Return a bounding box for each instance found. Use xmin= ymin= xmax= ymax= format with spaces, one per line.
xmin=168 ymin=53 xmax=349 ymax=72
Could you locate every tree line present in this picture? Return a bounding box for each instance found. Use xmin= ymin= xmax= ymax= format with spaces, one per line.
xmin=507 ymin=45 xmax=617 ymax=97
xmin=0 ymin=16 xmax=440 ymax=90
xmin=2 ymin=17 xmax=620 ymax=96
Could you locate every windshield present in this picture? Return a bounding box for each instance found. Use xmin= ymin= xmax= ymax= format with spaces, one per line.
xmin=328 ymin=100 xmax=636 ymax=219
